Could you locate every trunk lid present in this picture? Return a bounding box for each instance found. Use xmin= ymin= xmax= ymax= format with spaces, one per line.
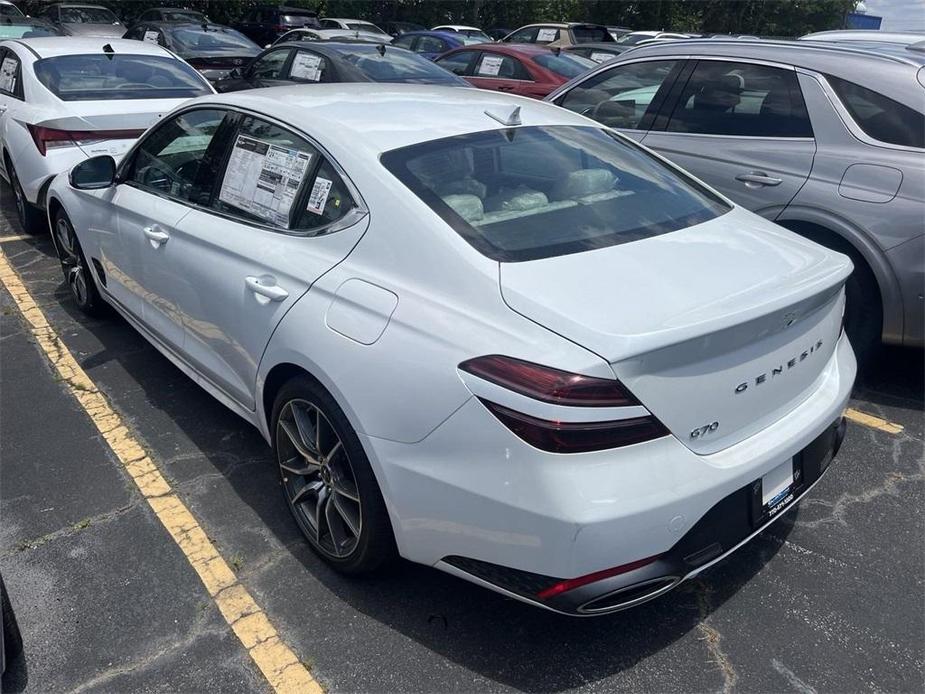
xmin=499 ymin=207 xmax=852 ymax=454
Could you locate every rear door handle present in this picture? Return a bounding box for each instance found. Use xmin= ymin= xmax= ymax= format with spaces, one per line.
xmin=735 ymin=172 xmax=783 ymax=187
xmin=245 ymin=275 xmax=289 ymax=303
xmin=143 ymin=226 xmax=170 ymax=246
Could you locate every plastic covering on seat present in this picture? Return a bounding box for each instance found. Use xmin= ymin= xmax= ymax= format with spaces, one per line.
xmin=551 ymin=169 xmax=618 ymax=202
xmin=484 ymin=186 xmax=548 ymax=213
xmin=441 ymin=193 xmax=484 ymax=222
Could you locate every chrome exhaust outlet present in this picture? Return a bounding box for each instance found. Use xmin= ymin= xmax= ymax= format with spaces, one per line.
xmin=577 ymin=576 xmax=681 ymax=614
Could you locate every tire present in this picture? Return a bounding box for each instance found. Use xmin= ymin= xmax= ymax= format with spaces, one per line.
xmin=1 ymin=574 xmax=23 ymax=671
xmin=843 ymin=259 xmax=881 ymax=367
xmin=271 ymin=375 xmax=396 ymax=574
xmin=52 ymin=208 xmax=105 ymax=317
xmin=7 ymin=160 xmax=46 ymax=235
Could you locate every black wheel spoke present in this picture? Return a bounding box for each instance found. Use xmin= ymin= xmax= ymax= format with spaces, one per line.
xmin=279 ymin=418 xmax=321 ymax=466
xmin=333 ymin=493 xmax=360 ymax=538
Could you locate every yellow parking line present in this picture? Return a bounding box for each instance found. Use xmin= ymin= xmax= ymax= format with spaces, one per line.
xmin=845 ymin=408 xmax=904 ymax=434
xmin=0 ymin=234 xmax=30 ymax=243
xmin=0 ymin=249 xmax=321 ymax=694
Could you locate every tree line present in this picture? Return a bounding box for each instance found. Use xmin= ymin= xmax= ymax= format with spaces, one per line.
xmin=20 ymin=0 xmax=858 ymax=37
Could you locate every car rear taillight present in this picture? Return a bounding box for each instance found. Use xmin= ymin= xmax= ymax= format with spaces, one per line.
xmin=459 ymin=355 xmax=639 ymax=407
xmin=536 ymin=554 xmax=662 ymax=600
xmin=27 ymin=124 xmax=144 ymax=156
xmin=481 ymin=400 xmax=668 ymax=453
xmin=461 ymin=355 xmax=668 ymax=453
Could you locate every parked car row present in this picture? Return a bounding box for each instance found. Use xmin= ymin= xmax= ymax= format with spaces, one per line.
xmin=0 ymin=24 xmax=919 ymax=617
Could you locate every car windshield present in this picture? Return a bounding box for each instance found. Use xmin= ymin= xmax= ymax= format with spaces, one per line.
xmin=461 ymin=29 xmax=491 ymax=41
xmin=533 ymin=53 xmax=595 ymax=78
xmin=571 ymin=26 xmax=611 ymax=42
xmin=461 ymin=36 xmax=484 ymax=45
xmin=168 ymin=26 xmax=257 ymax=51
xmin=616 ymin=34 xmax=650 ymax=45
xmin=337 ymin=45 xmax=468 ymax=85
xmin=0 ymin=22 xmax=58 ymax=38
xmin=0 ymin=4 xmax=23 ymax=17
xmin=34 ymin=54 xmax=212 ymax=101
xmin=163 ymin=11 xmax=205 ymax=22
xmin=382 ymin=126 xmax=729 ymax=262
xmin=346 ymin=22 xmax=383 ymax=33
xmin=59 ymin=6 xmax=118 ymax=23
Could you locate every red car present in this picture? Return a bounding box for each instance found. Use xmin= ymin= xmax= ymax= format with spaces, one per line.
xmin=434 ymin=43 xmax=595 ymax=98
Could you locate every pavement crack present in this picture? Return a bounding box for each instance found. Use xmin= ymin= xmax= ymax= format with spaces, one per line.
xmin=2 ymin=502 xmax=139 ymax=555
xmin=771 ymin=659 xmax=817 ymax=693
xmin=695 ymin=582 xmax=738 ymax=694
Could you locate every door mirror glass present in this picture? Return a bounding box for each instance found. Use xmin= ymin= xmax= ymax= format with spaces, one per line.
xmin=70 ymin=155 xmax=116 ymax=189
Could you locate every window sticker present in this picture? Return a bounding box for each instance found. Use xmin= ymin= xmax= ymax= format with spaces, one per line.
xmin=306 ymin=176 xmax=332 ymax=215
xmin=143 ymin=30 xmax=160 ymax=43
xmin=0 ymin=57 xmax=17 ymax=93
xmin=219 ymin=135 xmax=313 ymax=227
xmin=290 ymin=52 xmax=323 ymax=81
xmin=536 ymin=28 xmax=558 ymax=42
xmin=478 ymin=55 xmax=504 ymax=77
xmin=590 ymin=52 xmax=614 ymax=64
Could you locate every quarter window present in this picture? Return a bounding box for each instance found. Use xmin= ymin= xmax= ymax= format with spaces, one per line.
xmin=827 ymin=75 xmax=924 ymax=149
xmin=127 ymin=109 xmax=228 ymax=204
xmin=559 ymin=60 xmax=679 ymax=129
xmin=666 ymin=61 xmax=813 ymax=138
xmin=250 ymin=49 xmax=291 ymax=80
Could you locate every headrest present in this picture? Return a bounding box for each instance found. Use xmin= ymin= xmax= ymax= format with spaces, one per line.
xmin=551 ymin=169 xmax=617 ymax=200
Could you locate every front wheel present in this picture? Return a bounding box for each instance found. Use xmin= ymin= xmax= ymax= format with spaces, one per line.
xmin=271 ymin=375 xmax=396 ymax=574
xmin=53 ymin=209 xmax=105 ymax=317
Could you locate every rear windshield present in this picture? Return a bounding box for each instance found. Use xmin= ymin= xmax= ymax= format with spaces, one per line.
xmin=0 ymin=23 xmax=58 ymax=38
xmin=346 ymin=22 xmax=382 ymax=33
xmin=168 ymin=26 xmax=257 ymax=51
xmin=533 ymin=52 xmax=595 ymax=78
xmin=571 ymin=26 xmax=612 ymax=43
xmin=163 ymin=11 xmax=205 ymax=22
xmin=60 ymin=6 xmax=118 ymax=23
xmin=382 ymin=126 xmax=729 ymax=261
xmin=338 ymin=45 xmax=467 ymax=85
xmin=34 ymin=54 xmax=212 ymax=101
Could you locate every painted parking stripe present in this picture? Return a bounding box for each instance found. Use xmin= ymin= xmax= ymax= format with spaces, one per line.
xmin=0 ymin=249 xmax=322 ymax=694
xmin=845 ymin=407 xmax=904 ymax=434
xmin=0 ymin=234 xmax=30 ymax=243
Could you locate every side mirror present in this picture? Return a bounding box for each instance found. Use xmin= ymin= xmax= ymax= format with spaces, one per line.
xmin=226 ymin=67 xmax=243 ymax=80
xmin=70 ymin=155 xmax=116 ymax=190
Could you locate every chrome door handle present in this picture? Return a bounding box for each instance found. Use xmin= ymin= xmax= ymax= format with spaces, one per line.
xmin=245 ymin=275 xmax=288 ymax=302
xmin=735 ymin=172 xmax=783 ymax=187
xmin=143 ymin=226 xmax=170 ymax=246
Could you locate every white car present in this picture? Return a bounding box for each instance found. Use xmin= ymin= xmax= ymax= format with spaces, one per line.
xmin=273 ymin=28 xmax=390 ymax=46
xmin=0 ymin=37 xmax=214 ymax=232
xmin=318 ymin=18 xmax=390 ymax=39
xmin=432 ymin=25 xmax=492 ymax=42
xmin=46 ymin=85 xmax=855 ymax=615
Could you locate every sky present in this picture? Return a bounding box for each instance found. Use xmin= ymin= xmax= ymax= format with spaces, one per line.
xmin=859 ymin=0 xmax=925 ymax=31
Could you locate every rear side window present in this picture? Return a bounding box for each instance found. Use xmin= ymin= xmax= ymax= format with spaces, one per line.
xmin=33 ymin=55 xmax=211 ymax=101
xmin=571 ymin=26 xmax=611 ymax=43
xmin=337 ymin=45 xmax=466 ymax=85
xmin=250 ymin=49 xmax=291 ymax=79
xmin=417 ymin=36 xmax=448 ymax=53
xmin=392 ymin=34 xmax=415 ymax=49
xmin=382 ymin=125 xmax=729 ymax=262
xmin=533 ymin=53 xmax=595 ymax=79
xmin=666 ymin=60 xmax=813 ymax=138
xmin=474 ymin=53 xmax=531 ymax=80
xmin=827 ymin=75 xmax=924 ymax=148
xmin=436 ymin=50 xmax=478 ymax=75
xmin=506 ymin=27 xmax=538 ymax=43
xmin=288 ymin=51 xmax=328 ymax=83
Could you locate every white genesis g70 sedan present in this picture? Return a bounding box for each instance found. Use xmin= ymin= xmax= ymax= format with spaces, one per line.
xmin=46 ymin=85 xmax=855 ymax=615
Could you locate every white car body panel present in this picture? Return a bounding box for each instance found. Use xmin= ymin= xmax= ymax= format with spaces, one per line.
xmin=46 ymin=85 xmax=856 ymax=614
xmin=0 ymin=38 xmax=213 ymax=206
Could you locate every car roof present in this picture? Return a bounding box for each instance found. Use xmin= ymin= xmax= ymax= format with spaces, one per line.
xmin=197 ymin=84 xmax=594 ymax=157
xmin=801 ymin=30 xmax=925 ymax=44
xmin=399 ymin=30 xmax=462 ymax=39
xmin=616 ymin=39 xmax=924 ymax=109
xmin=566 ymin=42 xmax=625 ymax=50
xmin=434 ymin=25 xmax=482 ymax=31
xmin=274 ymin=40 xmax=398 ymax=56
xmin=48 ymin=3 xmax=111 ymax=7
xmin=9 ymin=36 xmax=173 ymax=58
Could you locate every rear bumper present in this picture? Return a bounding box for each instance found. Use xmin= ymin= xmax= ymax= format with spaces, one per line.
xmin=362 ymin=333 xmax=855 ymax=610
xmin=439 ymin=416 xmax=846 ymax=615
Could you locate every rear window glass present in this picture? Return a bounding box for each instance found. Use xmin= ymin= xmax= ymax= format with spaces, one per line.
xmin=571 ymin=26 xmax=612 ymax=43
xmin=282 ymin=13 xmax=317 ymax=25
xmin=0 ymin=23 xmax=58 ymax=38
xmin=34 ymin=54 xmax=212 ymax=101
xmin=382 ymin=126 xmax=729 ymax=262
xmin=168 ymin=27 xmax=257 ymax=51
xmin=533 ymin=53 xmax=595 ymax=78
xmin=827 ymin=75 xmax=924 ymax=148
xmin=338 ymin=45 xmax=467 ymax=85
xmin=59 ymin=6 xmax=118 ymax=23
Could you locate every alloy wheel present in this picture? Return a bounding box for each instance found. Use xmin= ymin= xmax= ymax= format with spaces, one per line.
xmin=55 ymin=217 xmax=88 ymax=306
xmin=11 ymin=169 xmax=25 ymax=224
xmin=276 ymin=398 xmax=362 ymax=558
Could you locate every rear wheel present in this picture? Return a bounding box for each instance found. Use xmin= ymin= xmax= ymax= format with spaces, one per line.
xmin=843 ymin=256 xmax=881 ymax=366
xmin=271 ymin=375 xmax=396 ymax=574
xmin=7 ymin=160 xmax=46 ymax=235
xmin=1 ymin=574 xmax=23 ymax=671
xmin=53 ymin=209 xmax=105 ymax=317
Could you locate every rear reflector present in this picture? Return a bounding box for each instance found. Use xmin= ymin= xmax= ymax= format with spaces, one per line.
xmin=481 ymin=399 xmax=669 ymax=453
xmin=536 ymin=555 xmax=661 ymax=600
xmin=460 ymin=355 xmax=639 ymax=407
xmin=27 ymin=124 xmax=144 ymax=156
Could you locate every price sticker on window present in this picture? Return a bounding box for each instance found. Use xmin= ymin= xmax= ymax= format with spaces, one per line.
xmin=307 ymin=176 xmax=333 ymax=215
xmin=537 ymin=28 xmax=558 ymax=42
xmin=590 ymin=52 xmax=614 ymax=63
xmin=290 ymin=52 xmax=323 ymax=82
xmin=478 ymin=55 xmax=504 ymax=77
xmin=143 ymin=30 xmax=160 ymax=43
xmin=0 ymin=57 xmax=17 ymax=93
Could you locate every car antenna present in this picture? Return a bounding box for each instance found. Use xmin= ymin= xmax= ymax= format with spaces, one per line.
xmin=377 ymin=43 xmax=386 ymax=56
xmin=484 ymin=105 xmax=521 ymax=127
xmin=102 ymin=43 xmax=114 ymax=59
xmin=553 ymin=46 xmax=560 ymax=55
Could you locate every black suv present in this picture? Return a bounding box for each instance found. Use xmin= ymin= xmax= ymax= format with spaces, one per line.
xmin=233 ymin=4 xmax=319 ymax=47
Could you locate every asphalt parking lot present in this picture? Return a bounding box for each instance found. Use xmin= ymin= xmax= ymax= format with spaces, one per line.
xmin=0 ymin=184 xmax=922 ymax=693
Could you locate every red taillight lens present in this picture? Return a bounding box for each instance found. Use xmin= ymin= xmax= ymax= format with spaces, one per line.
xmin=482 ymin=400 xmax=668 ymax=453
xmin=459 ymin=355 xmax=639 ymax=407
xmin=27 ymin=124 xmax=144 ymax=156
xmin=536 ymin=555 xmax=661 ymax=600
